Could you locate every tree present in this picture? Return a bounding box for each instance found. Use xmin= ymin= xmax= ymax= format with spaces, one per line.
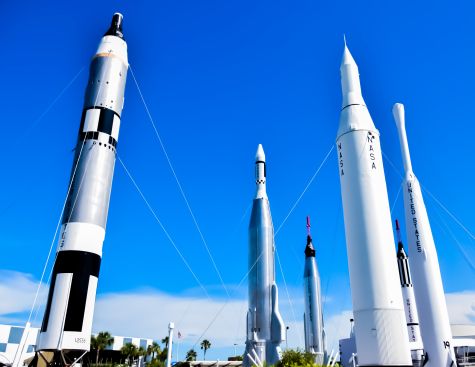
xmin=277 ymin=348 xmax=322 ymax=367
xmin=90 ymin=331 xmax=114 ymax=364
xmin=121 ymin=342 xmax=138 ymax=367
xmin=161 ymin=336 xmax=169 ymax=349
xmin=148 ymin=342 xmax=161 ymax=360
xmin=200 ymin=340 xmax=211 ymax=360
xmin=185 ymin=349 xmax=197 ymax=362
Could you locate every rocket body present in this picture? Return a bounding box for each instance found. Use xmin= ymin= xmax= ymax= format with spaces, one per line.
xmin=336 ymin=46 xmax=412 ymax=366
xmin=393 ymin=104 xmax=456 ymax=367
xmin=395 ymin=223 xmax=423 ymax=362
xmin=36 ymin=14 xmax=128 ymax=356
xmin=244 ymin=145 xmax=285 ymax=367
xmin=303 ymin=220 xmax=325 ymax=365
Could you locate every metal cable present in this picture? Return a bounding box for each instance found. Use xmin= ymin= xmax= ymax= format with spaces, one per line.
xmin=275 ymin=145 xmax=334 ymax=236
xmin=118 ymin=156 xmax=210 ymax=300
xmin=129 ymin=64 xmax=230 ymax=298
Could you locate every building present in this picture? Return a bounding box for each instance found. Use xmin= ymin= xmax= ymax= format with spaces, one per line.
xmin=0 ymin=323 xmax=153 ymax=366
xmin=338 ymin=323 xmax=475 ymax=367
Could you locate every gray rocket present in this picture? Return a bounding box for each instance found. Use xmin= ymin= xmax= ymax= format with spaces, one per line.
xmin=303 ymin=216 xmax=325 ymax=365
xmin=244 ymin=144 xmax=285 ymax=367
xmin=31 ymin=14 xmax=128 ymax=366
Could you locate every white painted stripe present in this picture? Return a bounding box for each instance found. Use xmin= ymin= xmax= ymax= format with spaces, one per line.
xmin=37 ymin=273 xmax=73 ymax=350
xmin=57 ymin=223 xmax=105 ymax=257
xmin=83 ymin=109 xmax=100 ymax=132
xmin=60 ymin=276 xmax=97 ymax=351
xmin=111 ymin=114 xmax=121 ymax=141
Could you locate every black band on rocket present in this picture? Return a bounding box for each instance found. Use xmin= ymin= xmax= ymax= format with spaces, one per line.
xmin=41 ymin=251 xmax=101 ymax=333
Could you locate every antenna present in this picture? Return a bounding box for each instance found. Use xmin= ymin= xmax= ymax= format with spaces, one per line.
xmin=306 ymin=215 xmax=311 ymax=236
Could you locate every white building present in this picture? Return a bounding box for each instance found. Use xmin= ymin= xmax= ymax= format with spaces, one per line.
xmin=0 ymin=323 xmax=153 ymax=366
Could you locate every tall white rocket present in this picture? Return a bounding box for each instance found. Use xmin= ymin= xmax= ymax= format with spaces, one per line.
xmin=303 ymin=216 xmax=325 ymax=365
xmin=336 ymin=44 xmax=412 ymax=366
xmin=393 ymin=103 xmax=457 ymax=366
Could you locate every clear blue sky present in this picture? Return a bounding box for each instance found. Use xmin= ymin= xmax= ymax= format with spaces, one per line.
xmin=0 ymin=0 xmax=474 ymax=360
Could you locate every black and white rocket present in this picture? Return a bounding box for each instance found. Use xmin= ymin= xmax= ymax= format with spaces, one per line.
xmin=303 ymin=217 xmax=325 ymax=365
xmin=393 ymin=103 xmax=457 ymax=366
xmin=33 ymin=14 xmax=128 ymax=365
xmin=395 ymin=219 xmax=424 ymax=362
xmin=244 ymin=144 xmax=285 ymax=367
xmin=336 ymin=44 xmax=412 ymax=366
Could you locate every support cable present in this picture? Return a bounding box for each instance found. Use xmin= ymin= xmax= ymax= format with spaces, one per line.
xmin=118 ymin=156 xmax=210 ymax=300
xmin=129 ymin=64 xmax=230 ymax=298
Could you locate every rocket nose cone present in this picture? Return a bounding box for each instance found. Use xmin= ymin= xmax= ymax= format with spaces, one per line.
xmin=341 ymin=45 xmax=357 ymax=68
xmin=255 ymin=144 xmax=265 ymax=162
xmin=105 ymin=12 xmax=124 ymax=39
xmin=397 ymin=243 xmax=408 ymax=258
xmin=393 ymin=103 xmax=405 ymax=129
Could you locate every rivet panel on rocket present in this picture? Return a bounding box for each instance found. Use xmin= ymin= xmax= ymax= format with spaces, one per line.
xmin=244 ymin=144 xmax=285 ymax=367
xmin=393 ymin=103 xmax=456 ymax=367
xmin=36 ymin=13 xmax=128 ymax=355
xmin=336 ymin=45 xmax=412 ymax=366
xmin=303 ymin=216 xmax=325 ymax=365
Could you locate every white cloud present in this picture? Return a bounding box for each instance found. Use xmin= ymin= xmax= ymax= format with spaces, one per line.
xmin=446 ymin=290 xmax=475 ymax=324
xmin=0 ymin=269 xmax=474 ymax=360
xmin=0 ymin=270 xmax=47 ymax=322
xmin=92 ymin=289 xmax=247 ymax=348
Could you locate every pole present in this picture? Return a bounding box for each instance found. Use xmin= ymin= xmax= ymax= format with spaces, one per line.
xmin=166 ymin=322 xmax=174 ymax=367
xmin=286 ymin=326 xmax=289 ymax=349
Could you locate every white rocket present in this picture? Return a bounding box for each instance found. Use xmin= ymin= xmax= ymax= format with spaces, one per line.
xmin=32 ymin=14 xmax=128 ymax=366
xmin=303 ymin=216 xmax=325 ymax=365
xmin=244 ymin=144 xmax=285 ymax=367
xmin=336 ymin=44 xmax=412 ymax=366
xmin=393 ymin=103 xmax=457 ymax=366
xmin=395 ymin=219 xmax=424 ymax=362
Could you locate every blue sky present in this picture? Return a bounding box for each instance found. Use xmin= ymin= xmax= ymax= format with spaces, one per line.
xmin=0 ymin=0 xmax=474 ymax=360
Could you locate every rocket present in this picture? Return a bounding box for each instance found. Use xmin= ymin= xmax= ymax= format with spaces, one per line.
xmin=244 ymin=144 xmax=285 ymax=367
xmin=395 ymin=219 xmax=424 ymax=361
xmin=303 ymin=216 xmax=325 ymax=365
xmin=32 ymin=14 xmax=128 ymax=365
xmin=336 ymin=44 xmax=412 ymax=366
xmin=393 ymin=103 xmax=457 ymax=366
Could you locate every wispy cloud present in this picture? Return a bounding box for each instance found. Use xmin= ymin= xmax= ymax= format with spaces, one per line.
xmin=0 ymin=270 xmax=47 ymax=324
xmin=0 ymin=270 xmax=474 ymax=360
xmin=446 ymin=290 xmax=475 ymax=324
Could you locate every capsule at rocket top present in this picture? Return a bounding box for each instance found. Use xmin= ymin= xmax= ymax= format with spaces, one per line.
xmin=33 ymin=13 xmax=128 ymax=365
xmin=336 ymin=45 xmax=412 ymax=366
xmin=393 ymin=103 xmax=456 ymax=367
xmin=395 ymin=219 xmax=423 ymax=362
xmin=303 ymin=216 xmax=325 ymax=365
xmin=244 ymin=144 xmax=285 ymax=367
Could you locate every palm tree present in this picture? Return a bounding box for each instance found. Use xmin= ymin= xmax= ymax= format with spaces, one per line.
xmin=161 ymin=336 xmax=169 ymax=349
xmin=147 ymin=342 xmax=161 ymax=360
xmin=91 ymin=331 xmax=114 ymax=364
xmin=200 ymin=340 xmax=211 ymax=360
xmin=121 ymin=342 xmax=138 ymax=366
xmin=185 ymin=349 xmax=197 ymax=362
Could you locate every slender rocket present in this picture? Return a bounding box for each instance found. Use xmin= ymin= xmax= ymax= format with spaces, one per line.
xmin=33 ymin=14 xmax=128 ymax=366
xmin=393 ymin=103 xmax=456 ymax=366
xmin=303 ymin=216 xmax=325 ymax=365
xmin=244 ymin=144 xmax=285 ymax=367
xmin=336 ymin=44 xmax=412 ymax=366
xmin=395 ymin=219 xmax=424 ymax=362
